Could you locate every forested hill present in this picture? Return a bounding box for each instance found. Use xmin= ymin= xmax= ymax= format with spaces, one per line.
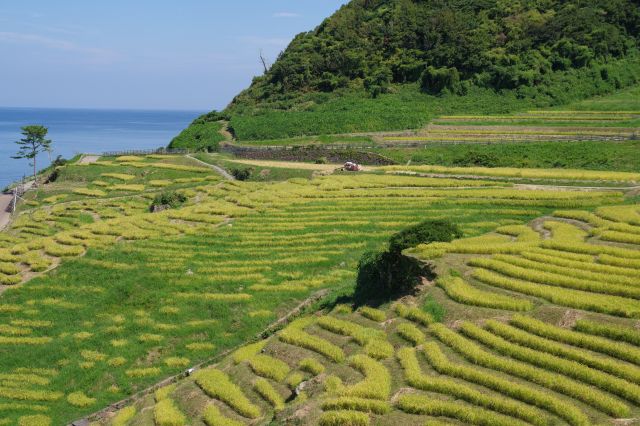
xmin=173 ymin=0 xmax=640 ymax=144
xmin=232 ymin=0 xmax=639 ymax=106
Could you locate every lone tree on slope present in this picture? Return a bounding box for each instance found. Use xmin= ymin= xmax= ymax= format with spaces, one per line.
xmin=12 ymin=125 xmax=52 ymax=186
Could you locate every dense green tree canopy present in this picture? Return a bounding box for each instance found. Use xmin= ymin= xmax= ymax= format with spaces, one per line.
xmin=229 ymin=0 xmax=639 ymax=108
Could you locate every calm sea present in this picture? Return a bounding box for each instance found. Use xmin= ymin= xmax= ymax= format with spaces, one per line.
xmin=0 ymin=107 xmax=203 ymax=190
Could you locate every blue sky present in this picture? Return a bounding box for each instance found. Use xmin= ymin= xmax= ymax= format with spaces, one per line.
xmin=0 ymin=1 xmax=349 ymax=111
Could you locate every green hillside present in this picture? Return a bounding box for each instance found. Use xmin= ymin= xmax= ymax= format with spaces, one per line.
xmin=175 ymin=0 xmax=640 ymax=143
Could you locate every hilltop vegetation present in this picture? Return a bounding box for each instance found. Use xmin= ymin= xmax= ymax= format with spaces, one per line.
xmin=168 ymin=112 xmax=226 ymax=152
xmin=174 ymin=0 xmax=640 ymax=141
xmin=236 ymin=0 xmax=639 ymax=101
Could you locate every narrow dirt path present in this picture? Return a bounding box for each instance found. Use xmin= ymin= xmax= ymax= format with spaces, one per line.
xmin=0 ymin=194 xmax=13 ymax=231
xmin=185 ymin=155 xmax=235 ymax=180
xmin=218 ymin=121 xmax=234 ymax=142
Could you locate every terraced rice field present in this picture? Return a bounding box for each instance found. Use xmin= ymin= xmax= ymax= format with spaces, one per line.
xmin=98 ymin=200 xmax=640 ymax=425
xmin=1 ymin=153 xmax=639 ymax=424
xmin=0 ymin=157 xmax=636 ymax=424
xmin=382 ymin=90 xmax=640 ymax=145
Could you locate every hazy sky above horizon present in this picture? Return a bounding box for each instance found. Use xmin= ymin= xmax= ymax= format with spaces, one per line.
xmin=0 ymin=1 xmax=349 ymax=111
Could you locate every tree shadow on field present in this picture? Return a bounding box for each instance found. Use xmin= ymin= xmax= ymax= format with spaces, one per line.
xmin=328 ymin=220 xmax=463 ymax=310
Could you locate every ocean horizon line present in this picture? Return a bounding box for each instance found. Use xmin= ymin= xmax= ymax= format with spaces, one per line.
xmin=0 ymin=105 xmax=208 ymax=114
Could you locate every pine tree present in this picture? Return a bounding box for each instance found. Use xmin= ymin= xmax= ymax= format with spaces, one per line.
xmin=12 ymin=125 xmax=52 ymax=185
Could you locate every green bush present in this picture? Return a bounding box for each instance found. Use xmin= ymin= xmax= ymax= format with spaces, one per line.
xmin=231 ymin=167 xmax=253 ymax=181
xmin=169 ymin=120 xmax=224 ymax=152
xmin=420 ymin=66 xmax=462 ymax=95
xmin=354 ymin=220 xmax=461 ymax=304
xmin=151 ymin=191 xmax=187 ymax=210
xmin=388 ymin=220 xmax=462 ymax=255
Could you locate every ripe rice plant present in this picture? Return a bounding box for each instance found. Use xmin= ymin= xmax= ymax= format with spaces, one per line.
xmin=396 ymin=347 xmax=551 ymax=426
xmin=384 ymin=165 xmax=640 ymax=183
xmin=154 ymin=398 xmax=186 ymax=426
xmin=574 ymin=319 xmax=640 ymax=347
xmin=202 ymin=404 xmax=243 ymax=426
xmin=124 ymin=368 xmax=161 ymax=378
xmin=331 ymin=355 xmax=390 ymax=400
xmin=357 ymin=306 xmax=386 ymax=322
xmin=285 ymin=372 xmax=304 ymax=390
xmin=164 ymin=357 xmax=189 ymax=367
xmin=247 ymin=355 xmax=290 ymax=382
xmin=254 ymin=378 xmax=285 ymax=410
xmin=461 ymin=321 xmax=640 ymax=404
xmin=469 ymin=257 xmax=640 ymax=298
xmin=541 ymin=240 xmax=640 ymax=259
xmin=520 ymin=250 xmax=639 ymax=278
xmin=66 ymin=391 xmax=96 ymax=408
xmin=436 ymin=275 xmax=533 ymax=311
xmin=175 ymin=293 xmax=252 ymax=302
xmin=0 ymin=387 xmax=62 ymax=402
xmin=319 ymin=410 xmax=370 ymax=426
xmin=600 ymin=230 xmax=640 ymax=245
xmin=147 ymin=162 xmax=211 ymax=173
xmin=321 ymin=397 xmax=391 ymax=414
xmin=421 ymin=342 xmax=588 ymax=426
xmin=72 ymin=188 xmax=106 ymax=197
xmin=0 ymin=274 xmax=21 ymax=285
xmin=109 ymin=184 xmax=145 ymax=192
xmin=17 ymin=415 xmax=51 ymax=426
xmin=510 ymin=315 xmax=640 ymax=366
xmin=430 ymin=323 xmax=630 ymax=417
xmin=317 ymin=316 xmax=386 ymax=345
xmin=149 ymin=180 xmax=172 ymax=187
xmin=484 ymin=320 xmax=640 ymax=384
xmin=110 ymin=406 xmax=136 ymax=426
xmin=393 ymin=303 xmax=433 ymax=326
xmin=472 ymin=268 xmax=640 ymax=318
xmin=194 ymin=369 xmax=261 ymax=419
xmin=0 ymin=374 xmax=49 ymax=385
xmin=596 ymin=205 xmax=640 ymax=225
xmin=599 ymin=254 xmax=640 ymax=269
xmin=115 ymin=156 xmax=141 ymax=162
xmin=100 ymin=173 xmax=136 ymax=181
xmin=232 ymin=340 xmax=268 ymax=364
xmin=279 ymin=318 xmax=345 ymax=362
xmin=0 ymin=336 xmax=52 ymax=345
xmin=396 ymin=395 xmax=529 ymax=426
xmin=543 ymin=221 xmax=587 ymax=241
xmin=396 ymin=323 xmax=425 ymax=346
xmin=298 ymin=358 xmax=324 ymax=375
xmin=364 ymin=338 xmax=394 ymax=360
xmin=186 ymin=342 xmax=215 ymax=352
xmin=495 ymin=224 xmax=540 ymax=242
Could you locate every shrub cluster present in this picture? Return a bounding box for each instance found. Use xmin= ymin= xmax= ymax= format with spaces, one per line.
xmin=354 ymin=220 xmax=461 ymax=304
xmin=151 ymin=191 xmax=187 ymax=210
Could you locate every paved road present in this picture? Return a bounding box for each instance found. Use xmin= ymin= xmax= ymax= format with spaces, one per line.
xmin=0 ymin=194 xmax=13 ymax=231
